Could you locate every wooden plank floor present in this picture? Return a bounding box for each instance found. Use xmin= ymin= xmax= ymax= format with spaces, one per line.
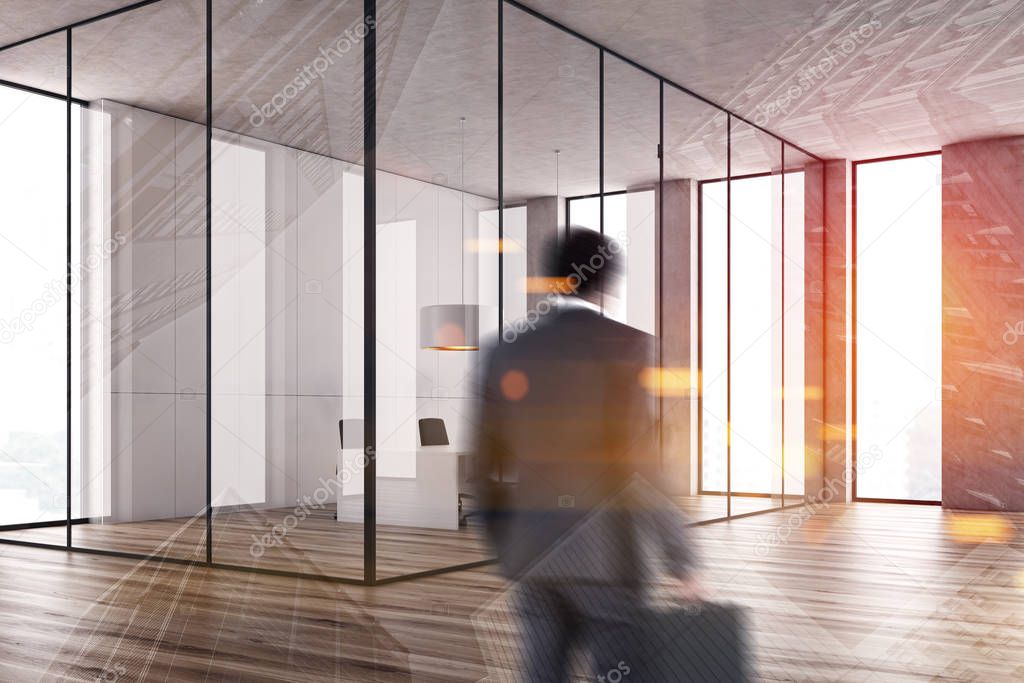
xmin=0 ymin=495 xmax=770 ymax=579
xmin=1 ymin=502 xmax=1022 ymax=681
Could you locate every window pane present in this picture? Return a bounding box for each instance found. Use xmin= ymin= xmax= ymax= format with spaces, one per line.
xmin=603 ymin=55 xmax=657 ymax=335
xmin=373 ymin=0 xmax=499 ymax=579
xmin=667 ymin=87 xmax=727 ymax=522
xmin=211 ymin=0 xmax=366 ymax=579
xmin=856 ymin=155 xmax=942 ymax=501
xmin=0 ymin=38 xmax=68 ymax=538
xmin=566 ymin=191 xmax=655 ymax=335
xmin=783 ymin=148 xmax=808 ymax=498
xmin=71 ymin=0 xmax=208 ymax=561
xmin=701 ymin=181 xmax=728 ymax=494
xmin=728 ymin=121 xmax=783 ymax=513
xmin=729 ymin=174 xmax=779 ymax=496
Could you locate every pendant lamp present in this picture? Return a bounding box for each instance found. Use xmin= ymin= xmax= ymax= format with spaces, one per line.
xmin=420 ymin=117 xmax=481 ymax=350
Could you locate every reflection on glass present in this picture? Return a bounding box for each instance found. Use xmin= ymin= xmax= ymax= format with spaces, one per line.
xmin=371 ymin=168 xmax=498 ymax=578
xmin=602 ymin=55 xmax=657 ymax=335
xmin=701 ymin=181 xmax=728 ymax=494
xmin=372 ymin=0 xmax=499 ymax=579
xmin=701 ymin=120 xmax=791 ymax=515
xmin=728 ymin=121 xmax=783 ymax=514
xmin=856 ymin=155 xmax=942 ymax=502
xmin=67 ymin=0 xmax=209 ymax=561
xmin=211 ymin=0 xmax=366 ymax=579
xmin=211 ymin=136 xmax=267 ymax=512
xmin=566 ymin=193 xmax=655 ymax=333
xmin=783 ymin=168 xmax=806 ymax=498
xmin=664 ymin=86 xmax=727 ymax=522
xmin=0 ymin=0 xmax=824 ymax=581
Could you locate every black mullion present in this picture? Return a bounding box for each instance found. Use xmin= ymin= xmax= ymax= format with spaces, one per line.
xmin=851 ymin=160 xmax=858 ymax=502
xmin=205 ymin=0 xmax=213 ymax=564
xmin=66 ymin=28 xmax=72 ymax=550
xmin=565 ymin=188 xmax=630 ymax=202
xmin=726 ymin=115 xmax=732 ymax=519
xmin=820 ymin=158 xmax=827 ymax=504
xmin=491 ymin=0 xmax=504 ymax=491
xmin=0 ymin=78 xmax=89 ymax=106
xmin=363 ymin=0 xmax=377 ymax=585
xmin=598 ymin=49 xmax=604 ymax=315
xmin=0 ymin=0 xmax=165 ymax=54
xmin=498 ymin=0 xmax=504 ymax=341
xmin=657 ymin=80 xmax=664 ymax=469
xmin=780 ymin=139 xmax=785 ymax=507
xmin=565 ymin=196 xmax=571 ymax=240
xmin=854 ymin=150 xmax=941 ymax=166
xmin=697 ymin=181 xmax=704 ymax=497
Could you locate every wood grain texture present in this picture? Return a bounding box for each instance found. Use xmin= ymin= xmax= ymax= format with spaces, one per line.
xmin=2 ymin=502 xmax=1023 ymax=681
xmin=0 ymin=495 xmax=776 ymax=578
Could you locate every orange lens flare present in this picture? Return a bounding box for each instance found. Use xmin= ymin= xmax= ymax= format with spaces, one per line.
xmin=466 ymin=238 xmax=520 ymax=253
xmin=524 ymin=276 xmax=577 ymax=294
xmin=820 ymin=423 xmax=851 ymax=441
xmin=500 ymin=369 xmax=530 ymax=401
xmin=946 ymin=514 xmax=1015 ymax=544
xmin=800 ymin=385 xmax=823 ymax=400
xmin=638 ymin=367 xmax=696 ymax=396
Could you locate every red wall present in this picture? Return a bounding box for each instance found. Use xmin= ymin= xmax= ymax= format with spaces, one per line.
xmin=942 ymin=136 xmax=1024 ymax=511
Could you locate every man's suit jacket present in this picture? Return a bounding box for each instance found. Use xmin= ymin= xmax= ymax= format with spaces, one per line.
xmin=474 ymin=305 xmax=694 ymax=584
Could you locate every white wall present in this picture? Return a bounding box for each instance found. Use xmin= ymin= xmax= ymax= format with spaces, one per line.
xmin=82 ymin=101 xmax=504 ymax=521
xmin=82 ymin=101 xmax=208 ymax=522
xmin=210 ymin=136 xmax=267 ymax=507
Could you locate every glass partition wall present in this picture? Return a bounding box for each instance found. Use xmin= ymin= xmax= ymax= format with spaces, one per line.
xmin=0 ymin=0 xmax=823 ymax=582
xmin=373 ymin=0 xmax=499 ymax=579
xmin=664 ymin=86 xmax=729 ymax=522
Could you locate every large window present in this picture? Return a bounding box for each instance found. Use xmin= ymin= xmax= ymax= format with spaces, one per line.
xmin=0 ymin=84 xmax=77 ymax=529
xmin=701 ymin=175 xmax=784 ymax=507
xmin=698 ymin=139 xmax=809 ymax=515
xmin=854 ymin=154 xmax=942 ymax=502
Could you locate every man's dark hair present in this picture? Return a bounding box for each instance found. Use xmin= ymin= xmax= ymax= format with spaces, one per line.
xmin=544 ymin=228 xmax=623 ymax=297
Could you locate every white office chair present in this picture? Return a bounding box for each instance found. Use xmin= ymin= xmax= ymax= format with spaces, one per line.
xmin=418 ymin=418 xmax=476 ymax=526
xmin=336 ymin=419 xmax=365 ymax=520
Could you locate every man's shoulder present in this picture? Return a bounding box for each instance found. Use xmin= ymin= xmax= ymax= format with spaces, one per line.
xmin=491 ymin=310 xmax=652 ymax=362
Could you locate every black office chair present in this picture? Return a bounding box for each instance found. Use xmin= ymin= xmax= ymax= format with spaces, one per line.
xmin=417 ymin=417 xmax=449 ymax=447
xmin=418 ymin=417 xmax=476 ymax=526
xmin=339 ymin=418 xmax=365 ymax=450
xmin=336 ymin=419 xmax=365 ymax=519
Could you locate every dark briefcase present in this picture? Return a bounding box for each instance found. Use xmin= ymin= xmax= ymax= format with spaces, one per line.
xmin=628 ymin=601 xmax=750 ymax=682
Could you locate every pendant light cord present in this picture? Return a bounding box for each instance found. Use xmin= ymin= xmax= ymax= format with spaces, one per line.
xmin=555 ymin=149 xmax=560 ymax=199
xmin=555 ymin=150 xmax=561 ymax=246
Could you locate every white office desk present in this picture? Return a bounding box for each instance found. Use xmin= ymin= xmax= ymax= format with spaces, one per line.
xmin=336 ymin=447 xmax=467 ymax=530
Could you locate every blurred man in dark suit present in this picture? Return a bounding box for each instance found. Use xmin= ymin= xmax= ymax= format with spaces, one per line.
xmin=474 ymin=229 xmax=703 ymax=682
